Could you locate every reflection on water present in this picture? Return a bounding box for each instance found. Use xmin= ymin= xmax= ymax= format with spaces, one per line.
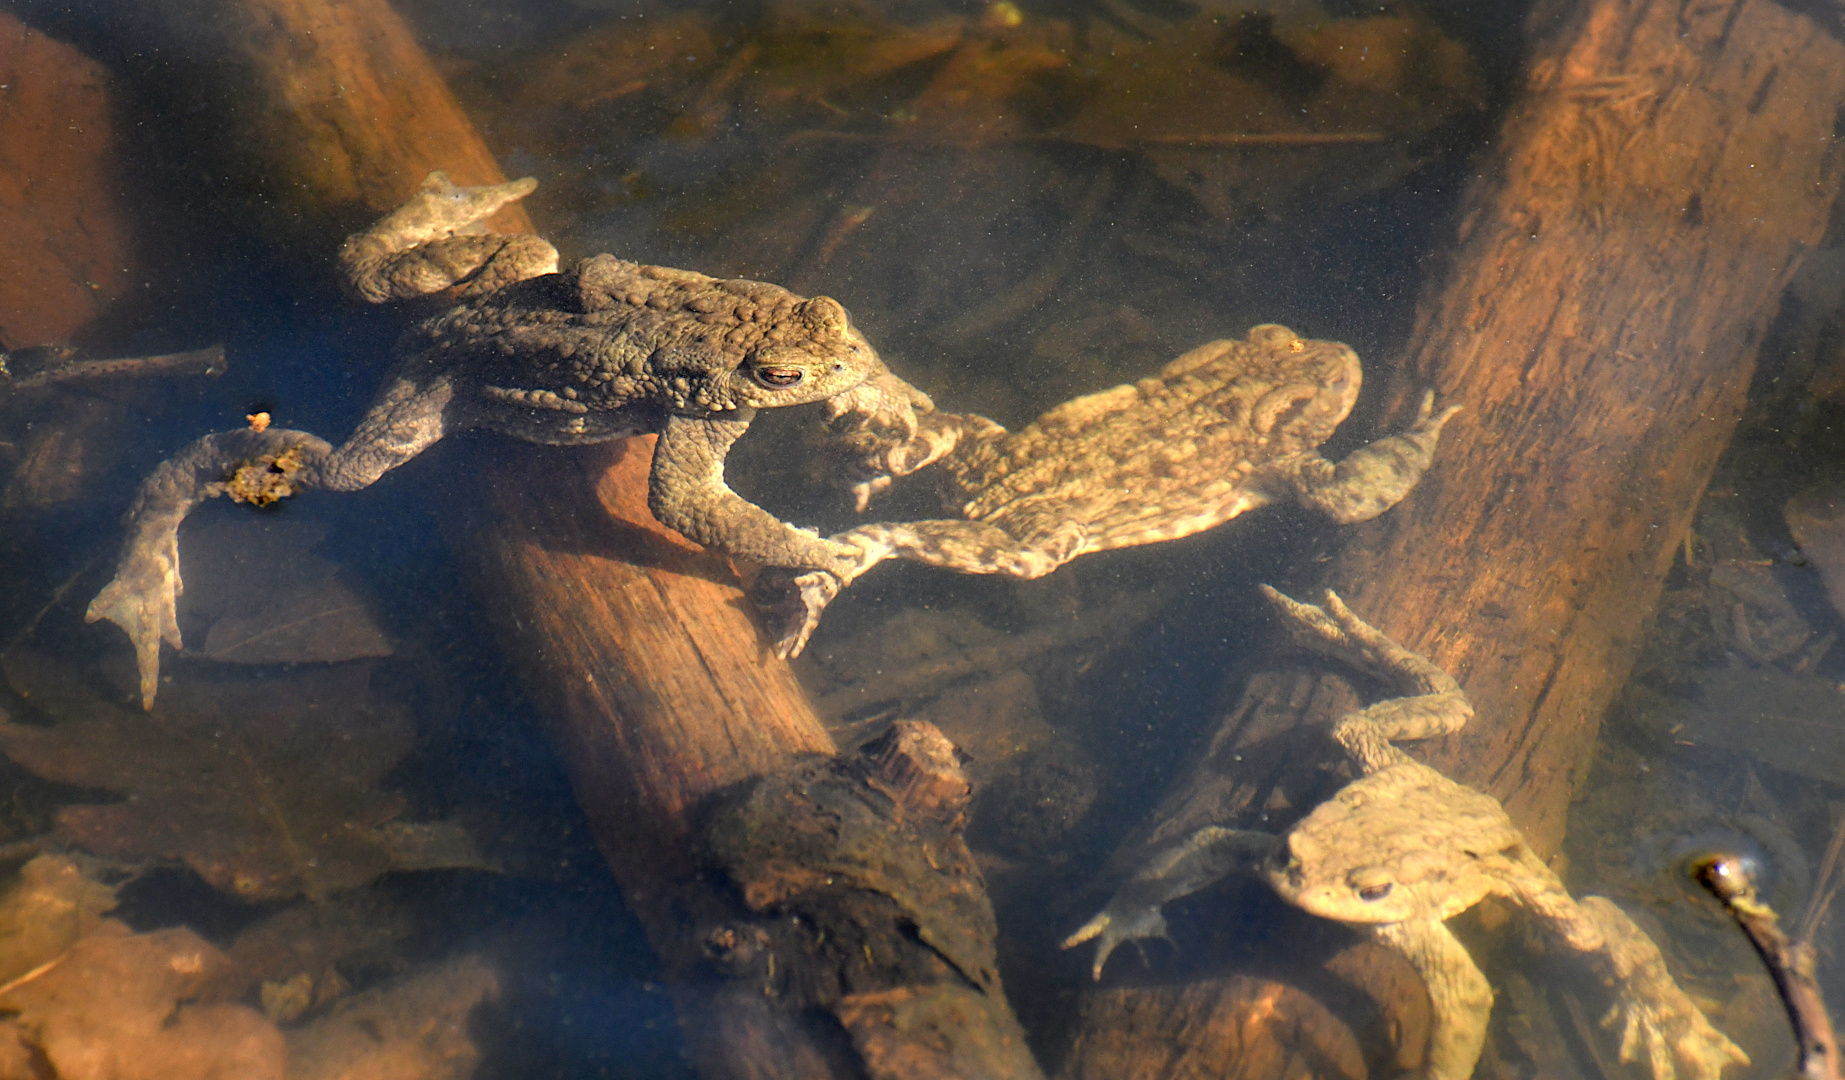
xmin=0 ymin=0 xmax=1842 ymax=1077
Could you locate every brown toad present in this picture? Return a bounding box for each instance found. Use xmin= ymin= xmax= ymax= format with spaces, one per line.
xmin=764 ymin=326 xmax=1459 ymax=655
xmin=1063 ymin=588 xmax=1748 ymax=1080
xmin=88 ymin=172 xmax=934 ymax=708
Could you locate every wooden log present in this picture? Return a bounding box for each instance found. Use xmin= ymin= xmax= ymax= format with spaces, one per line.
xmin=1065 ymin=0 xmax=1845 ymax=1074
xmin=77 ymin=2 xmax=1040 ymax=1075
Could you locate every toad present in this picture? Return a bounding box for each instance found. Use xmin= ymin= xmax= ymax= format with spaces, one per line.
xmin=88 ymin=171 xmax=935 ymax=708
xmin=762 ymin=326 xmax=1459 ymax=656
xmin=1063 ymin=587 xmax=1748 ymax=1080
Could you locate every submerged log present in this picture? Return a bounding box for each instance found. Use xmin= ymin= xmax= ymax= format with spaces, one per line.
xmin=1065 ymin=0 xmax=1845 ymax=1075
xmin=81 ymin=1 xmax=1042 ymax=1076
xmin=467 ymin=441 xmax=1042 ymax=1079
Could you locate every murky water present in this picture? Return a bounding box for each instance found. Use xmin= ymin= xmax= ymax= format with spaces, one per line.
xmin=0 ymin=0 xmax=1842 ymax=1077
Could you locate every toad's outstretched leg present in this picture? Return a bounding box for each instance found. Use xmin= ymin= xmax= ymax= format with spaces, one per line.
xmin=754 ymin=515 xmax=1086 ymax=659
xmin=88 ymin=371 xmax=468 ymax=709
xmin=1370 ymin=919 xmax=1496 ymax=1080
xmin=1061 ymin=827 xmax=1277 ymax=980
xmin=88 ymin=172 xmax=561 ymax=710
xmin=87 ymin=428 xmax=333 ymax=710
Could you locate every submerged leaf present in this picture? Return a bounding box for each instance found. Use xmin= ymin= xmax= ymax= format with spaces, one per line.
xmin=0 ymin=653 xmax=480 ymax=901
xmin=177 ymin=514 xmax=393 ymax=666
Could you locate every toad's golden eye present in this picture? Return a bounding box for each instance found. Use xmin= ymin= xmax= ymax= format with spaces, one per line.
xmin=754 ymin=366 xmax=804 ymax=388
xmin=1349 ymin=868 xmax=1394 ymax=901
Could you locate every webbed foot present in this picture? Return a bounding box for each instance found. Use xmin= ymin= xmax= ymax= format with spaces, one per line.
xmin=751 ymin=568 xmax=843 ymax=659
xmin=1259 ymin=587 xmax=1472 ymax=758
xmin=1260 ymin=585 xmax=1403 ymax=671
xmin=1061 ymin=903 xmax=1172 ymax=982
xmin=1583 ymin=897 xmax=1749 ymax=1080
xmin=1601 ymin=996 xmax=1749 ymax=1080
xmin=86 ymin=428 xmax=333 ymax=709
xmin=339 ymin=171 xmax=557 ymax=303
xmin=85 ymin=535 xmax=182 ymax=711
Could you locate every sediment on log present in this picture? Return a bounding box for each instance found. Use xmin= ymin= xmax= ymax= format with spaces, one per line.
xmin=23 ymin=1 xmax=1045 ymax=1077
xmin=1065 ymin=0 xmax=1845 ymax=1075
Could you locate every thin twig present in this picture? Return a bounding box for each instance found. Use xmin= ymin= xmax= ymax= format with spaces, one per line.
xmin=1 ymin=555 xmax=102 ymax=656
xmin=1800 ymin=809 xmax=1845 ymax=945
xmin=1693 ymin=852 xmax=1844 ymax=1080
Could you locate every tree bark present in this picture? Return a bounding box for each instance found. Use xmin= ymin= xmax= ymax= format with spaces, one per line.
xmin=1064 ymin=0 xmax=1845 ymax=1074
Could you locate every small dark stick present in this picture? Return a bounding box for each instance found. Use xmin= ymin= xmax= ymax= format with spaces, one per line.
xmin=0 ymin=345 xmax=226 ymax=391
xmin=1691 ymin=852 xmax=1844 ymax=1080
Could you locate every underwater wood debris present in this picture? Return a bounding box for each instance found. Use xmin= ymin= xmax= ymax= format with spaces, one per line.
xmin=473 ymin=4 xmax=1484 ymax=223
xmin=0 ymin=653 xmax=485 ymax=902
xmin=1692 ymin=851 xmax=1843 ymax=1080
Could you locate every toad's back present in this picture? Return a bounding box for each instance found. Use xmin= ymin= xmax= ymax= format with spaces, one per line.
xmin=396 ymin=254 xmax=858 ymax=416
xmin=944 ymin=326 xmax=1363 ymax=550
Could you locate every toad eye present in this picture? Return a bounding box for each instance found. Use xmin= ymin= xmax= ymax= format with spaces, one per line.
xmin=753 ymin=366 xmax=805 ymax=388
xmin=1349 ymin=868 xmax=1394 ymax=901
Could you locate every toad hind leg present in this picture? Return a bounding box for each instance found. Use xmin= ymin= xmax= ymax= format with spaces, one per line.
xmin=86 ymin=428 xmax=334 ymax=710
xmin=1371 ymin=919 xmax=1495 ymax=1080
xmin=88 ymin=372 xmax=465 ymax=710
xmin=755 ymin=516 xmax=1088 ymax=658
xmin=1259 ymin=586 xmax=1473 ymax=771
xmin=338 ymin=171 xmax=559 ymax=304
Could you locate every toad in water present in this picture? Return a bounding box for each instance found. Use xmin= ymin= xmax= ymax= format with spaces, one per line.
xmin=764 ymin=326 xmax=1459 ymax=655
xmin=1064 ymin=587 xmax=1747 ymax=1080
xmin=88 ymin=171 xmax=935 ymax=708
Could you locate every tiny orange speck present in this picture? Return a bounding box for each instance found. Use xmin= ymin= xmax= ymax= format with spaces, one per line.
xmin=247 ymin=412 xmax=271 ymax=432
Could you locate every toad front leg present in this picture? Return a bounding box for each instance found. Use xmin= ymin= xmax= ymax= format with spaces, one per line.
xmin=1499 ymin=855 xmax=1749 ymax=1080
xmin=1061 ymin=827 xmax=1277 ymax=980
xmin=650 ymin=412 xmax=871 ymax=578
xmin=1279 ymin=391 xmax=1461 ymax=523
xmin=1370 ymin=919 xmax=1496 ymax=1080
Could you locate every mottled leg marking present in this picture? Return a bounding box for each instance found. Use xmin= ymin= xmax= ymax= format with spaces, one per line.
xmin=1259 ymin=586 xmax=1472 ymax=770
xmin=1292 ymin=391 xmax=1462 ymax=524
xmin=1570 ymin=897 xmax=1749 ymax=1080
xmin=338 ymin=171 xmax=559 ymax=304
xmin=756 ymin=516 xmax=1086 ymax=658
xmin=86 ymin=428 xmax=334 ymax=710
xmin=834 ymin=518 xmax=1085 ymax=579
xmin=1371 ymin=919 xmax=1494 ymax=1080
xmin=1063 ymin=828 xmax=1276 ymax=980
